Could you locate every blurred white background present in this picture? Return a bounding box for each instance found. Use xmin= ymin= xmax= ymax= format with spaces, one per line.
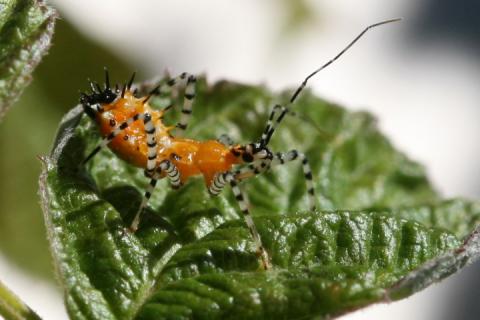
xmin=2 ymin=0 xmax=479 ymax=319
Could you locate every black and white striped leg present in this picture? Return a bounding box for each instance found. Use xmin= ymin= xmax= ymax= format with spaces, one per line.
xmin=129 ymin=160 xmax=181 ymax=232
xmin=158 ymin=160 xmax=182 ymax=189
xmin=210 ymin=172 xmax=273 ymax=269
xmin=130 ymin=177 xmax=158 ymax=232
xmin=176 ymin=74 xmax=196 ymax=135
xmin=82 ymin=112 xmax=146 ymax=165
xmin=271 ymin=150 xmax=316 ymax=210
xmin=144 ymin=114 xmax=158 ymax=176
xmin=208 ymin=172 xmax=228 ymax=195
xmin=233 ymin=150 xmax=316 ymax=210
xmin=234 ymin=159 xmax=271 ymax=180
xmin=155 ymin=72 xmax=189 ymax=96
xmin=260 ymin=104 xmax=289 ymax=146
xmin=209 ymin=163 xmax=266 ymax=194
xmin=223 ymin=172 xmax=271 ymax=270
xmin=154 ymin=72 xmax=197 ymax=136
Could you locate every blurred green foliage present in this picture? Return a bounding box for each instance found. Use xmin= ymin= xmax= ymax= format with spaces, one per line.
xmin=281 ymin=0 xmax=316 ymax=34
xmin=0 ymin=0 xmax=55 ymax=120
xmin=0 ymin=18 xmax=135 ymax=279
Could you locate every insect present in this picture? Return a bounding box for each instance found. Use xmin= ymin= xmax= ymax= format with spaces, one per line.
xmin=79 ymin=18 xmax=400 ymax=270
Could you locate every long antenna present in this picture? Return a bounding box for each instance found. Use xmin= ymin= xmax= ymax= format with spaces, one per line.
xmin=289 ymin=18 xmax=401 ymax=104
xmin=259 ymin=18 xmax=402 ymax=147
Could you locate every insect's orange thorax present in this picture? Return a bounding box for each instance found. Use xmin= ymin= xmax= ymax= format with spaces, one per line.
xmin=96 ymin=91 xmax=172 ymax=167
xmin=96 ymin=91 xmax=241 ymax=186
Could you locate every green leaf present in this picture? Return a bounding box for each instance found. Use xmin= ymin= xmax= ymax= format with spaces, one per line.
xmin=0 ymin=0 xmax=56 ymax=120
xmin=40 ymin=77 xmax=480 ymax=319
xmin=0 ymin=279 xmax=41 ymax=320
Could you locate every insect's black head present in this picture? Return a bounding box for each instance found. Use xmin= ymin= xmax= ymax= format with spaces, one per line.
xmin=80 ymin=87 xmax=118 ymax=119
xmin=81 ymin=87 xmax=117 ymax=104
xmin=80 ymin=68 xmax=120 ymax=118
xmin=80 ymin=82 xmax=118 ymax=104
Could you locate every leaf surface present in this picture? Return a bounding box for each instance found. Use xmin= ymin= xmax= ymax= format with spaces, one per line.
xmin=40 ymin=78 xmax=480 ymax=319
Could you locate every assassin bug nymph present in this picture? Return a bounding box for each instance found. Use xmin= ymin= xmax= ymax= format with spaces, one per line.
xmin=79 ymin=18 xmax=400 ymax=270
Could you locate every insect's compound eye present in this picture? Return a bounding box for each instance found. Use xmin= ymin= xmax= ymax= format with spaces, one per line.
xmin=242 ymin=153 xmax=254 ymax=162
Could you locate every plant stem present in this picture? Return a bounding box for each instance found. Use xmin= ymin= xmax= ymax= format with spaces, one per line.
xmin=0 ymin=280 xmax=42 ymax=320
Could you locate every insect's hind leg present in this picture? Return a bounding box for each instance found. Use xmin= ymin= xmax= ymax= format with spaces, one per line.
xmin=234 ymin=159 xmax=271 ymax=180
xmin=272 ymin=150 xmax=316 ymax=210
xmin=209 ymin=172 xmax=272 ymax=270
xmin=234 ymin=150 xmax=316 ymax=211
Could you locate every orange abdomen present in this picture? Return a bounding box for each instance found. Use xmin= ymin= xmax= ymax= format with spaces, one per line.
xmin=166 ymin=139 xmax=240 ymax=185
